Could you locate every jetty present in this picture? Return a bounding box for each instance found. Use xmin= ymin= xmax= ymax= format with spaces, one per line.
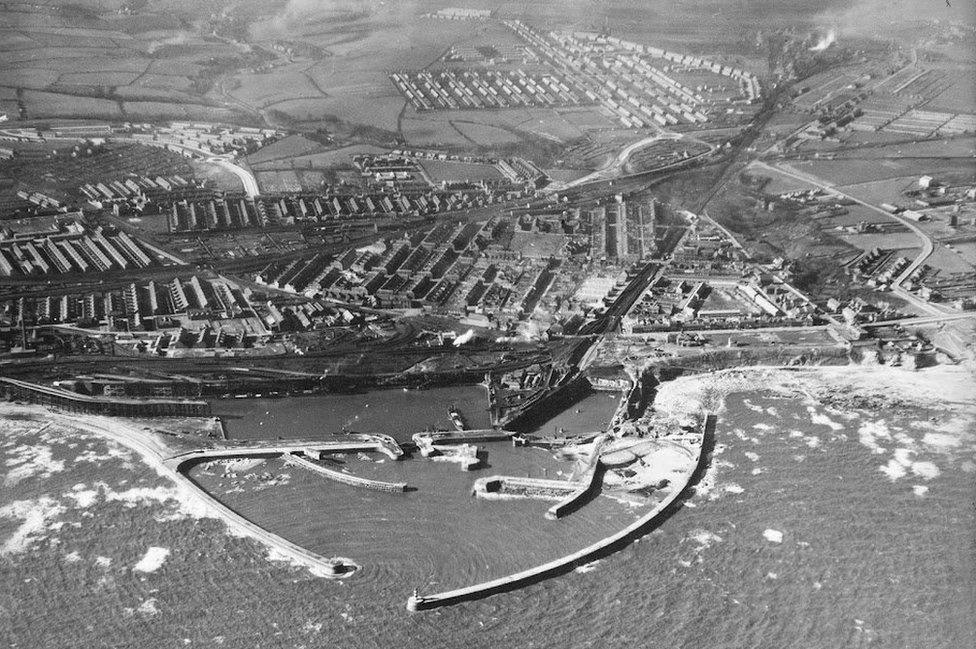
xmin=284 ymin=453 xmax=408 ymax=492
xmin=164 ymin=435 xmax=404 ymax=468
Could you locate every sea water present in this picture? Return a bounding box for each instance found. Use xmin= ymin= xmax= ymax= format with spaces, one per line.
xmin=197 ymin=388 xmax=976 ymax=648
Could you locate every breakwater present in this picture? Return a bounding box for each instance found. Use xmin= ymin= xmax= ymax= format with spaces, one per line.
xmin=545 ymin=464 xmax=605 ymax=520
xmin=406 ymin=415 xmax=714 ymax=612
xmin=546 ymin=438 xmax=607 ymax=520
xmin=473 ymin=475 xmax=580 ymax=500
xmin=284 ymin=452 xmax=408 ymax=493
xmin=164 ymin=436 xmax=407 ymax=579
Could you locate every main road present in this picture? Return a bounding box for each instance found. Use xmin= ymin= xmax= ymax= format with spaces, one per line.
xmin=750 ymin=160 xmax=942 ymax=315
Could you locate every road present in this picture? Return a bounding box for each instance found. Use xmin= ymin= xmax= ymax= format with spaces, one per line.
xmin=552 ymin=131 xmax=715 ymax=192
xmin=136 ymin=138 xmax=260 ymax=198
xmin=750 ymin=160 xmax=943 ymax=316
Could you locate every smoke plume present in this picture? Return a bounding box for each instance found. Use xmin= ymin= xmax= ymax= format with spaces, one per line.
xmin=809 ymin=29 xmax=836 ymax=52
xmin=453 ymin=329 xmax=475 ymax=347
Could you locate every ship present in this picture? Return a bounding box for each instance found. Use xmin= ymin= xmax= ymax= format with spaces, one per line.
xmin=448 ymin=405 xmax=466 ymax=431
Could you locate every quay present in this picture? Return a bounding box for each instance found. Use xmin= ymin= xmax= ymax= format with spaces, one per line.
xmin=512 ymin=432 xmax=601 ymax=448
xmin=412 ymin=429 xmax=509 ymax=471
xmin=406 ymin=415 xmax=714 ymax=612
xmin=284 ymin=452 xmax=408 ymax=493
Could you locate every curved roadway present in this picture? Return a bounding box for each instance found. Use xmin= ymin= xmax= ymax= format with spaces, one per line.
xmin=750 ymin=160 xmax=943 ymax=315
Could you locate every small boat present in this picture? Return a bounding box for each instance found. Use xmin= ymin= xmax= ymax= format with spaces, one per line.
xmin=448 ymin=406 xmax=466 ymax=431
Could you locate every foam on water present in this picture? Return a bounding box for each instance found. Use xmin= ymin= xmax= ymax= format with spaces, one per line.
xmin=132 ymin=546 xmax=170 ymax=573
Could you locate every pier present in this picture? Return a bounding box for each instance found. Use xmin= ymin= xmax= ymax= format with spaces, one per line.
xmin=284 ymin=452 xmax=408 ymax=492
xmin=406 ymin=415 xmax=713 ymax=612
xmin=473 ymin=475 xmax=581 ymax=500
xmin=164 ymin=435 xmax=405 ymax=468
xmin=472 ymin=434 xmax=608 ymax=520
xmin=545 ymin=461 xmax=605 ymax=521
xmin=412 ymin=429 xmax=508 ymax=471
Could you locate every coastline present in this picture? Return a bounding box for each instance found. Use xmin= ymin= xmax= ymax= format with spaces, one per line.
xmin=2 ymin=360 xmax=973 ymax=612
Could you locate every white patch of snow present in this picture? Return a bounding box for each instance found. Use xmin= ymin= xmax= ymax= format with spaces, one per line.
xmin=763 ymin=529 xmax=784 ymax=544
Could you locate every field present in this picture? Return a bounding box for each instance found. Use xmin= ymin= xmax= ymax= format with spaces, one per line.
xmin=247 ymin=144 xmax=387 ymax=179
xmin=0 ymin=0 xmax=834 ymax=148
xmin=255 ymin=170 xmax=303 ymax=194
xmin=0 ymin=4 xmax=260 ymax=124
xmin=510 ymin=231 xmax=569 ymax=258
xmin=420 ymin=159 xmax=505 ymax=183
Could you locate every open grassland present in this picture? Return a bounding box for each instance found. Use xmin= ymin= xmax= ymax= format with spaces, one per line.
xmin=0 ymin=2 xmax=258 ymax=123
xmin=421 ymin=159 xmax=505 ymax=183
xmin=248 ymin=144 xmax=387 ymax=173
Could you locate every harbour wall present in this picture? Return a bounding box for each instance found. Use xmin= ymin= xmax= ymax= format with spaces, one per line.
xmin=407 ymin=414 xmax=715 ymax=611
xmin=165 ymin=444 xmax=372 ymax=579
xmin=474 ymin=475 xmax=580 ymax=500
xmin=284 ymin=452 xmax=408 ymax=493
xmin=546 ymin=462 xmax=605 ymax=521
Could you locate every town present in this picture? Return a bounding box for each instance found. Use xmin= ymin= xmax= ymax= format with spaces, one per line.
xmin=0 ymin=1 xmax=973 ymax=646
